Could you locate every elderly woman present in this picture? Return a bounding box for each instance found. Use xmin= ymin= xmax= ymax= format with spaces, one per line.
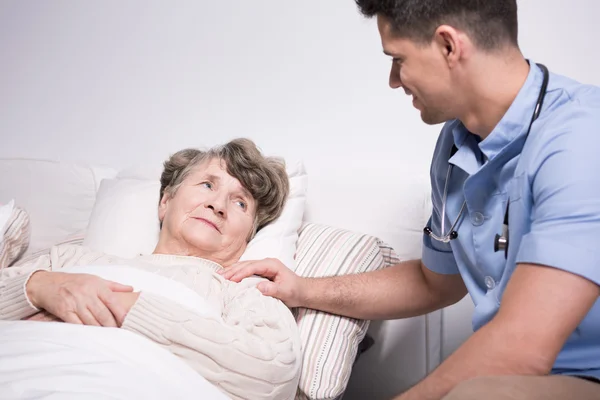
xmin=0 ymin=138 xmax=301 ymax=400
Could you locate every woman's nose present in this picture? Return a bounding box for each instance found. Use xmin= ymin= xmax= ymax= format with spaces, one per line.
xmin=389 ymin=62 xmax=403 ymax=89
xmin=206 ymin=199 xmax=226 ymax=217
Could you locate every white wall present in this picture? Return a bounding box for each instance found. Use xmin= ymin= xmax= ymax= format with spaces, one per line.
xmin=1 ymin=0 xmax=597 ymax=233
xmin=1 ymin=1 xmax=598 ymax=398
xmin=0 ymin=0 xmax=440 ymax=168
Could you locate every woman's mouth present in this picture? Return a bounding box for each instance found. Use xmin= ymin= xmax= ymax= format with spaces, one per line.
xmin=194 ymin=217 xmax=220 ymax=233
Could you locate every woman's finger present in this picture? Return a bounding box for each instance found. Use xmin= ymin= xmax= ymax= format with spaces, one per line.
xmin=105 ymin=280 xmax=134 ymax=293
xmin=61 ymin=311 xmax=84 ymax=325
xmin=99 ymin=289 xmax=128 ymax=325
xmin=26 ymin=311 xmax=58 ymax=322
xmin=75 ymin=305 xmax=100 ymax=326
xmin=88 ymin=298 xmax=118 ymax=327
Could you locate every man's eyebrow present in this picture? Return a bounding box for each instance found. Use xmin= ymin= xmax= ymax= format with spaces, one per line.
xmin=383 ymin=49 xmax=403 ymax=59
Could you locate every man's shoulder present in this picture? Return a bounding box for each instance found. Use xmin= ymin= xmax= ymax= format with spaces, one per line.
xmin=529 ymin=73 xmax=600 ymax=151
xmin=546 ymin=72 xmax=600 ymax=120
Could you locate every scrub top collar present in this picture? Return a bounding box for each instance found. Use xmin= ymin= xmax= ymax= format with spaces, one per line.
xmin=448 ymin=61 xmax=547 ymax=173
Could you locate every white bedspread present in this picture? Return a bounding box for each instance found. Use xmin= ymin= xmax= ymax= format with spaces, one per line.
xmin=0 ymin=320 xmax=229 ymax=400
xmin=0 ymin=265 xmax=229 ymax=399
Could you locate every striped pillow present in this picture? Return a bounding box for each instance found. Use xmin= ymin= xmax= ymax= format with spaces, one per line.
xmin=0 ymin=206 xmax=31 ymax=269
xmin=293 ymin=223 xmax=399 ymax=400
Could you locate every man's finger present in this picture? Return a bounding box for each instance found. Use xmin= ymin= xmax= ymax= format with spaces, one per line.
xmin=220 ymin=261 xmax=254 ymax=278
xmin=227 ymin=266 xmax=257 ymax=282
xmin=106 ymin=280 xmax=134 ymax=292
xmin=89 ymin=299 xmax=118 ymax=327
xmin=229 ymin=264 xmax=277 ymax=282
xmin=99 ymin=289 xmax=127 ymax=325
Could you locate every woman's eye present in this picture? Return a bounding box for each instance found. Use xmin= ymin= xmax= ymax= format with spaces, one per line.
xmin=201 ymin=182 xmax=212 ymax=189
xmin=235 ymin=200 xmax=247 ymax=210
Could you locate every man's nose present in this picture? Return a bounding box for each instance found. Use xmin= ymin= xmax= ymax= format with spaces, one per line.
xmin=389 ymin=62 xmax=403 ymax=89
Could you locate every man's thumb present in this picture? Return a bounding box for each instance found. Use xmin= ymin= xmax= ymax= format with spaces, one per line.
xmin=257 ymin=281 xmax=278 ymax=298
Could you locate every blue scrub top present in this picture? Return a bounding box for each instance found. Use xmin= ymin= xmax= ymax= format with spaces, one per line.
xmin=422 ymin=62 xmax=600 ymax=378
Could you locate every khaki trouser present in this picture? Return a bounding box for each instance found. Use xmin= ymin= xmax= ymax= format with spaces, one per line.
xmin=442 ymin=375 xmax=600 ymax=400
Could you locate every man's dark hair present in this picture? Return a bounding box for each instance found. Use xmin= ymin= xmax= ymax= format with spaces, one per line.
xmin=355 ymin=0 xmax=519 ymax=50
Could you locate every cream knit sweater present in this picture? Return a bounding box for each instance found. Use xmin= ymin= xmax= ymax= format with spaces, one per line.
xmin=0 ymin=244 xmax=302 ymax=400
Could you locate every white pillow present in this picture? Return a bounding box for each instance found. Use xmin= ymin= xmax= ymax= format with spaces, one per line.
xmin=0 ymin=158 xmax=117 ymax=254
xmin=83 ymin=161 xmax=307 ymax=269
xmin=0 ymin=200 xmax=14 ymax=234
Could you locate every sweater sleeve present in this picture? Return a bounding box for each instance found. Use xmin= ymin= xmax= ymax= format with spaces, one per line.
xmin=0 ymin=244 xmax=117 ymax=320
xmin=0 ymin=252 xmax=52 ymax=320
xmin=121 ymin=282 xmax=302 ymax=400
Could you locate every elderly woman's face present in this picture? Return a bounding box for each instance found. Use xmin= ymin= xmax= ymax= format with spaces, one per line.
xmin=158 ymin=158 xmax=256 ymax=264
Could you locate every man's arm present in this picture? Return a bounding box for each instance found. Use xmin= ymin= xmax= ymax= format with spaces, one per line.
xmin=301 ymin=259 xmax=467 ymax=320
xmin=395 ymin=263 xmax=600 ymax=400
xmin=223 ymin=258 xmax=467 ymax=320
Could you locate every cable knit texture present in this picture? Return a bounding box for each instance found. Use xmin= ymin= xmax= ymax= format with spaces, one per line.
xmin=0 ymin=244 xmax=302 ymax=400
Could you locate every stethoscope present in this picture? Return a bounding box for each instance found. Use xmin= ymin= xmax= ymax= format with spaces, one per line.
xmin=424 ymin=63 xmax=550 ymax=259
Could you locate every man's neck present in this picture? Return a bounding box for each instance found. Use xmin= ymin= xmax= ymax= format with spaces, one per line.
xmin=458 ymin=50 xmax=530 ymax=140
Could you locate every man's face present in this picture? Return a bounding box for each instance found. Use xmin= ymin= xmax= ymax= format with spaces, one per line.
xmin=377 ymin=15 xmax=455 ymax=125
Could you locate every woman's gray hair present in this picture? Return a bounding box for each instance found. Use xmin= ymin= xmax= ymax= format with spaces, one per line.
xmin=159 ymin=138 xmax=289 ymax=240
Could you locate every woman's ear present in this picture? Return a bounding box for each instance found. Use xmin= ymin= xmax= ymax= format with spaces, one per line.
xmin=158 ymin=191 xmax=171 ymax=223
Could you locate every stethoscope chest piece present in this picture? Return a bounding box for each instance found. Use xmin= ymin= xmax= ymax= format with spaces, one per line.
xmin=494 ymin=200 xmax=510 ymax=258
xmin=493 ymin=225 xmax=508 ymax=258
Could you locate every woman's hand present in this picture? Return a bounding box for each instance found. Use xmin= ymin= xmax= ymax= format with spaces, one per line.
xmin=26 ymin=271 xmax=134 ymax=327
xmin=23 ymin=292 xmax=140 ymax=327
xmin=24 ymin=310 xmax=62 ymax=322
xmin=111 ymin=292 xmax=140 ymax=326
xmin=219 ymin=258 xmax=308 ymax=308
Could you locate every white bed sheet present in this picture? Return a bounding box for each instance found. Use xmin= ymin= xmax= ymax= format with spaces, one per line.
xmin=0 ymin=320 xmax=229 ymax=400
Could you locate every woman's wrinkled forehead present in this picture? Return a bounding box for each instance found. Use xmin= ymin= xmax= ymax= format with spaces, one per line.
xmin=187 ymin=157 xmax=253 ymax=199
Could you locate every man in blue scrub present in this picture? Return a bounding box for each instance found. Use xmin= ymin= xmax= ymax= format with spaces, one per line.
xmin=221 ymin=1 xmax=600 ymax=398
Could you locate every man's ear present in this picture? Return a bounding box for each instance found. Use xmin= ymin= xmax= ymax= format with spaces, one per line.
xmin=158 ymin=191 xmax=171 ymax=223
xmin=434 ymin=25 xmax=463 ymax=67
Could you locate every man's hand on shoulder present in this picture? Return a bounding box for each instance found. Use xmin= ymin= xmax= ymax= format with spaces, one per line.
xmin=219 ymin=258 xmax=309 ymax=308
